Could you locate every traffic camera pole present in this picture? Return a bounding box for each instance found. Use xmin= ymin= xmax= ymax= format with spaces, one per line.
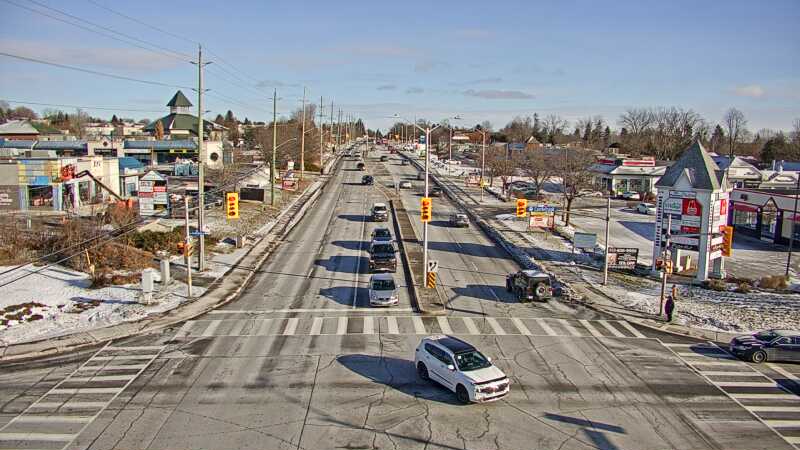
xmin=602 ymin=197 xmax=611 ymax=285
xmin=184 ymin=196 xmax=193 ymax=298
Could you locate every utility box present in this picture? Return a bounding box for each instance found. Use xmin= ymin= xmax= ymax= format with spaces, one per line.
xmin=141 ymin=268 xmax=157 ymax=304
xmin=160 ymin=259 xmax=171 ymax=285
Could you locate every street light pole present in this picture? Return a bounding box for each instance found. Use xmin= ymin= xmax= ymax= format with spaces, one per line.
xmin=787 ymin=173 xmax=800 ymax=276
xmin=300 ymin=87 xmax=306 ymax=181
xmin=318 ymin=96 xmax=324 ymax=170
xmin=602 ymin=197 xmax=611 ymax=285
xmin=271 ymin=88 xmax=277 ymax=206
xmin=480 ymin=130 xmax=486 ymax=203
xmin=448 ymin=127 xmax=452 ymax=177
xmin=193 ymin=44 xmax=210 ymax=271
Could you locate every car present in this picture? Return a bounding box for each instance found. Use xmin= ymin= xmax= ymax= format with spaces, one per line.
xmin=361 ymin=175 xmax=374 ymax=185
xmin=414 ymin=335 xmax=510 ymax=404
xmin=729 ymin=329 xmax=800 ymax=363
xmin=579 ymin=190 xmax=604 ymax=197
xmin=371 ymin=227 xmax=392 ymax=242
xmin=449 ymin=213 xmax=469 ymax=228
xmin=506 ymin=270 xmax=553 ymax=301
xmin=399 ymin=181 xmax=413 ymax=189
xmin=368 ymin=240 xmax=397 ymax=272
xmin=371 ymin=202 xmax=388 ymax=221
xmin=356 ymin=162 xmax=366 ymax=171
xmin=353 ymin=152 xmax=361 ymax=158
xmin=620 ymin=191 xmax=641 ymax=200
xmin=429 ymin=187 xmax=442 ymax=197
xmin=380 ymin=155 xmax=389 ymax=162
xmin=401 ymin=159 xmax=409 ymax=166
xmin=368 ymin=273 xmax=399 ymax=307
xmin=636 ymin=202 xmax=656 ymax=214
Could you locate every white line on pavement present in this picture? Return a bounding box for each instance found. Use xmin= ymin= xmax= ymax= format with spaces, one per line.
xmin=337 ymin=317 xmax=348 ymax=335
xmin=201 ymin=320 xmax=221 ymax=337
xmin=0 ymin=432 xmax=76 ymax=442
xmin=486 ymin=318 xmax=506 ymax=335
xmin=579 ymin=319 xmax=603 ymax=338
xmin=363 ymin=316 xmax=374 ymax=335
xmin=511 ymin=318 xmax=531 ymax=336
xmin=535 ymin=318 xmax=557 ymax=336
xmin=462 ymin=317 xmax=479 ymax=335
xmin=387 ymin=316 xmax=399 ymax=334
xmin=11 ymin=415 xmax=93 ymax=424
xmin=712 ymin=381 xmax=778 ymax=388
xmin=437 ymin=317 xmax=453 ymax=334
xmin=598 ymin=320 xmax=625 ymax=338
xmin=255 ymin=319 xmax=273 ymax=336
xmin=558 ymin=319 xmax=581 ymax=337
xmin=210 ymin=308 xmax=414 ymax=314
xmin=617 ymin=321 xmax=646 ymax=338
xmin=310 ymin=317 xmax=323 ymax=336
xmin=412 ymin=316 xmax=426 ymax=334
xmin=283 ymin=318 xmax=299 ymax=335
xmin=767 ymin=363 xmax=800 ymax=383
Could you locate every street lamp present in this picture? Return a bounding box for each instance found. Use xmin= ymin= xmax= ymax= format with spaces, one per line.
xmin=471 ymin=126 xmax=489 ymax=203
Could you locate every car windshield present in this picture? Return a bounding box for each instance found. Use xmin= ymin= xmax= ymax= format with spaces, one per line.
xmin=374 ymin=206 xmax=387 ymax=212
xmin=372 ymin=279 xmax=395 ymax=290
xmin=374 ymin=229 xmax=391 ymax=238
xmin=454 ymin=350 xmax=492 ymax=371
xmin=753 ymin=330 xmax=778 ymax=341
xmin=372 ymin=244 xmax=393 ymax=254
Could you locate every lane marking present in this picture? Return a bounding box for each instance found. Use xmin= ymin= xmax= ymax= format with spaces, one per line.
xmin=749 ymin=406 xmax=800 ymax=412
xmin=210 ymin=308 xmax=414 ymax=314
xmin=363 ymin=316 xmax=374 ymax=335
xmin=89 ymin=355 xmax=157 ymax=361
xmin=558 ymin=319 xmax=582 ymax=337
xmin=353 ymin=196 xmax=367 ymax=309
xmin=283 ymin=318 xmax=299 ymax=336
xmin=105 ymin=346 xmax=162 ymax=351
xmin=0 ymin=432 xmax=76 ymax=442
xmin=437 ymin=317 xmax=453 ymax=334
xmin=11 ymin=415 xmax=93 ymax=424
xmin=386 ymin=316 xmax=399 ymax=335
xmin=50 ymin=388 xmax=123 ymax=395
xmin=462 ymin=317 xmax=479 ymax=335
xmin=30 ymin=401 xmax=109 ymax=409
xmin=337 ymin=317 xmax=348 ymax=335
xmin=683 ymin=360 xmax=742 ymax=366
xmin=412 ymin=316 xmax=426 ymax=334
xmin=309 ymin=317 xmax=323 ymax=336
xmin=712 ymin=381 xmax=778 ymax=388
xmin=76 ymin=364 xmax=147 ymax=371
xmin=676 ymin=352 xmax=735 ymax=360
xmin=579 ymin=319 xmax=603 ymax=338
xmin=535 ymin=318 xmax=557 ymax=336
xmin=768 ymin=363 xmax=800 ymax=383
xmin=617 ymin=321 xmax=646 ymax=338
xmin=763 ymin=420 xmax=800 ymax=428
xmin=598 ymin=320 xmax=625 ymax=338
xmin=68 ymin=375 xmax=137 ymax=383
xmin=486 ymin=318 xmax=506 ymax=335
xmin=201 ymin=320 xmax=221 ymax=337
xmin=699 ymin=371 xmax=766 ymax=377
xmin=511 ymin=318 xmax=531 ymax=336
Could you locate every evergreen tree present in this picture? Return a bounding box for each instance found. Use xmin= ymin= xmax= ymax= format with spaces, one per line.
xmin=709 ymin=125 xmax=725 ymax=154
xmin=214 ymin=114 xmax=225 ymax=125
xmin=110 ymin=114 xmax=119 ymax=124
xmin=224 ymin=110 xmax=236 ymax=123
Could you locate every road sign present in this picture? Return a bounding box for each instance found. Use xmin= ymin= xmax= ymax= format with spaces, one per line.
xmin=420 ymin=197 xmax=432 ymax=222
xmin=426 ymin=271 xmax=436 ymax=288
xmin=528 ymin=204 xmax=556 ymax=216
xmin=189 ymin=231 xmax=208 ymax=237
xmin=574 ymin=232 xmax=597 ymax=249
xmin=226 ymin=192 xmax=240 ymax=219
xmin=427 ymin=260 xmax=439 ymax=273
xmin=516 ymin=198 xmax=527 ymax=217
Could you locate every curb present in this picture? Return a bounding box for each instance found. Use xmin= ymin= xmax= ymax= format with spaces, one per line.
xmin=387 ymin=199 xmax=423 ymax=314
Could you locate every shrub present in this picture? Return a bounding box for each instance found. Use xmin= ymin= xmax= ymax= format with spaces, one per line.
xmin=734 ymin=282 xmax=751 ymax=294
xmin=759 ymin=275 xmax=788 ymax=291
xmin=705 ymin=279 xmax=727 ymax=291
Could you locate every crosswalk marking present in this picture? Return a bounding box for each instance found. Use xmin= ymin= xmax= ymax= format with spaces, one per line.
xmin=462 ymin=317 xmax=479 ymax=335
xmin=105 ymin=345 xmax=162 ymax=351
xmin=486 ymin=318 xmax=506 ymax=335
xmin=0 ymin=432 xmax=77 ymax=442
xmin=11 ymin=415 xmax=93 ymax=424
xmin=536 ymin=318 xmax=557 ymax=336
xmin=31 ymin=401 xmax=109 ymax=409
xmin=50 ymin=387 xmax=123 ymax=395
xmin=749 ymin=406 xmax=800 ymax=412
xmin=713 ymin=381 xmax=778 ymax=388
xmin=412 ymin=316 xmax=426 ymax=334
xmin=558 ymin=319 xmax=581 ymax=337
xmin=310 ymin=317 xmax=323 ymax=335
xmin=77 ymin=364 xmax=147 ymax=371
xmin=174 ymin=321 xmax=193 ymax=339
xmin=598 ymin=320 xmax=625 ymax=337
xmin=786 ymin=436 xmax=800 ymax=444
xmin=387 ymin=316 xmax=399 ymax=334
xmin=699 ymin=371 xmax=763 ymax=377
xmin=768 ymin=363 xmax=800 ymax=383
xmin=90 ymin=355 xmax=157 ymax=361
xmin=363 ymin=316 xmax=374 ymax=335
xmin=511 ymin=318 xmax=531 ymax=335
xmin=337 ymin=317 xmax=348 ymax=335
xmin=228 ymin=319 xmax=249 ymax=336
xmin=283 ymin=318 xmax=299 ymax=335
xmin=617 ymin=321 xmax=646 ymax=338
xmin=437 ymin=316 xmax=453 ymax=334
xmin=579 ymin=319 xmax=603 ymax=338
xmin=676 ymin=352 xmax=734 ymax=359
xmin=202 ymin=320 xmax=221 ymax=337
xmin=763 ymin=420 xmax=800 ymax=428
xmin=69 ymin=374 xmax=137 ymax=383
xmin=682 ymin=360 xmax=741 ymax=366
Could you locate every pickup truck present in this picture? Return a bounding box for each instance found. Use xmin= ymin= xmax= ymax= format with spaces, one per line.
xmin=368 ymin=240 xmax=397 ymax=272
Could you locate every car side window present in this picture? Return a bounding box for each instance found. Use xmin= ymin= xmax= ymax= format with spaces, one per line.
xmin=793 ymin=337 xmax=800 ymax=345
xmin=775 ymin=337 xmax=790 ymax=346
xmin=425 ymin=344 xmax=440 ymax=360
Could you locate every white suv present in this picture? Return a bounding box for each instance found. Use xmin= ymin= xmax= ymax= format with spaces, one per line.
xmin=414 ymin=335 xmax=510 ymax=403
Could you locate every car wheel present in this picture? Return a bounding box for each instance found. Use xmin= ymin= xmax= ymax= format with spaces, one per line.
xmin=417 ymin=362 xmax=430 ymax=381
xmin=750 ymin=350 xmax=767 ymax=364
xmin=534 ymin=283 xmax=548 ymax=298
xmin=456 ymin=385 xmax=471 ymax=404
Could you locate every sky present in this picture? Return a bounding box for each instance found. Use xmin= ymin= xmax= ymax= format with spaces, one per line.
xmin=0 ymin=0 xmax=798 ymax=133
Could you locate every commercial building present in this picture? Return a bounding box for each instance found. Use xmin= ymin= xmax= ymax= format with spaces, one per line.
xmin=729 ymin=188 xmax=799 ymax=246
xmin=590 ymin=156 xmax=668 ymax=196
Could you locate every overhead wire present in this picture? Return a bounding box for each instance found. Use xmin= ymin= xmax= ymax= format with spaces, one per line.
xmin=3 ymin=100 xmax=163 ymax=113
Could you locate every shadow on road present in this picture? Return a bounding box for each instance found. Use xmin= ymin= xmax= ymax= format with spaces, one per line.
xmin=319 ymin=286 xmax=369 ymax=306
xmin=544 ymin=413 xmax=625 ymax=450
xmin=428 ymin=241 xmax=510 ymax=260
xmin=337 ymin=354 xmax=461 ymax=405
xmin=619 ymin=220 xmax=654 ymax=242
xmin=331 ymin=240 xmax=364 ymax=251
xmin=314 ymin=255 xmax=368 ymax=274
xmin=337 ymin=214 xmax=367 ymax=222
xmin=451 ymin=284 xmax=513 ymax=302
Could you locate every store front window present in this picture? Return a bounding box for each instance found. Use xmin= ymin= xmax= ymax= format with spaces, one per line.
xmin=28 ymin=185 xmax=53 ymax=209
xmin=733 ymin=209 xmax=758 ymax=231
xmin=761 ymin=202 xmax=777 ymax=239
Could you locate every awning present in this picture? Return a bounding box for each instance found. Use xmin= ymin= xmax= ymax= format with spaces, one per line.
xmin=733 ymin=203 xmax=758 ymax=213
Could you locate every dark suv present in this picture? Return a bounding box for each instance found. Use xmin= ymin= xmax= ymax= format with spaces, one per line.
xmin=506 ymin=270 xmax=553 ymax=301
xmin=368 ymin=241 xmax=397 ymax=272
xmin=729 ymin=329 xmax=800 ymax=363
xmin=362 ymin=175 xmax=374 ymax=185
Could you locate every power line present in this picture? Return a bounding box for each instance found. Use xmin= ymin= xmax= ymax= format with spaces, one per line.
xmin=0 ymin=51 xmax=193 ymax=90
xmin=3 ymin=100 xmax=163 ymax=113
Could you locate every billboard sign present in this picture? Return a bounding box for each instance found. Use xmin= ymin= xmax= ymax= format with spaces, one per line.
xmin=608 ymin=247 xmax=638 ymax=270
xmin=574 ymin=232 xmax=597 ymax=249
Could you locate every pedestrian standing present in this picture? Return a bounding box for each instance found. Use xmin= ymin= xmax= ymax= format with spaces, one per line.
xmin=664 ymin=294 xmax=675 ymax=322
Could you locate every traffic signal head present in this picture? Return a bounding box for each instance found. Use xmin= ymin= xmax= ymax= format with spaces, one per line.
xmin=516 ymin=198 xmax=527 ymax=217
xmin=226 ymin=192 xmax=239 ymax=219
xmin=420 ymin=197 xmax=432 ymax=222
xmin=722 ymin=225 xmax=733 ymax=257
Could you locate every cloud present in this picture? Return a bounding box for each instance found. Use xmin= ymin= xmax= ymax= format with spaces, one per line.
xmin=0 ymin=39 xmax=182 ymax=72
xmin=463 ymin=77 xmax=503 ymax=85
xmin=732 ymin=84 xmax=766 ymax=98
xmin=377 ymin=84 xmax=397 ymax=91
xmin=405 ymin=87 xmax=424 ymax=94
xmin=463 ymin=89 xmax=535 ymax=100
xmin=414 ymin=60 xmax=448 ymax=73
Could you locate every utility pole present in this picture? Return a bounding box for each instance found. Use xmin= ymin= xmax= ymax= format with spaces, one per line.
xmin=318 ymin=96 xmax=324 ymax=170
xmin=329 ymin=100 xmax=334 ymax=150
xmin=337 ymin=109 xmax=342 ymax=147
xmin=787 ymin=174 xmax=800 ymax=276
xmin=480 ymin=130 xmax=486 ymax=203
xmin=271 ymin=88 xmax=277 ymax=205
xmin=183 ymin=196 xmax=193 ymax=298
xmin=448 ymin=127 xmax=452 ymax=177
xmin=602 ymin=197 xmax=611 ymax=285
xmin=193 ymin=44 xmax=210 ymax=271
xmin=300 ymin=86 xmax=306 ymax=181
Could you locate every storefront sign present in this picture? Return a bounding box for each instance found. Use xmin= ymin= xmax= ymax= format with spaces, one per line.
xmin=529 ymin=215 xmax=554 ymax=228
xmin=669 ymin=190 xmax=697 ymax=199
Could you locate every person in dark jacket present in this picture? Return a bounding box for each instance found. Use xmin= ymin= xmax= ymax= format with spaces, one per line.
xmin=664 ymin=295 xmax=675 ymax=322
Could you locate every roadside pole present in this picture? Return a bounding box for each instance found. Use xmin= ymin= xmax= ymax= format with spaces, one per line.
xmin=480 ymin=131 xmax=486 ymax=203
xmin=183 ymin=196 xmax=193 ymax=298
xmin=270 ymin=89 xmax=277 ymax=206
xmin=423 ymin=127 xmax=431 ymax=283
xmin=659 ymin=215 xmax=672 ymax=316
xmin=195 ymin=44 xmax=208 ymax=271
xmin=300 ymin=87 xmax=306 ymax=181
xmin=318 ymin=96 xmax=324 ymax=171
xmin=786 ymin=174 xmax=800 ymax=276
xmin=602 ymin=197 xmax=611 ymax=285
xmin=448 ymin=127 xmax=452 ymax=177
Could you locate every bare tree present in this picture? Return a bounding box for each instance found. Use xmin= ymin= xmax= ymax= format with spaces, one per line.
xmin=556 ymin=148 xmax=596 ymax=226
xmin=723 ymin=107 xmax=748 ymax=157
xmin=484 ymin=147 xmax=516 ymax=193
xmin=517 ymin=150 xmax=556 ymax=195
xmin=542 ymin=114 xmax=568 ymax=144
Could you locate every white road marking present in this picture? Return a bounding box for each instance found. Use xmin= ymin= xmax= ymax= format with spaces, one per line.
xmin=50 ymin=388 xmax=123 ymax=395
xmin=558 ymin=319 xmax=581 ymax=337
xmin=437 ymin=317 xmax=453 ymax=334
xmin=486 ymin=318 xmax=506 ymax=335
xmin=363 ymin=316 xmax=374 ymax=335
xmin=676 ymin=352 xmax=735 ymax=360
xmin=748 ymin=406 xmax=800 ymax=412
xmin=310 ymin=317 xmax=323 ymax=335
xmin=387 ymin=316 xmax=399 ymax=335
xmin=579 ymin=319 xmax=603 ymax=338
xmin=684 ymin=360 xmax=742 ymax=366
xmin=461 ymin=317 xmax=480 ymax=334
xmin=763 ymin=420 xmax=800 ymax=428
xmin=712 ymin=381 xmax=778 ymax=388
xmin=89 ymin=355 xmax=157 ymax=361
xmin=11 ymin=415 xmax=93 ymax=424
xmin=30 ymin=401 xmax=109 ymax=409
xmin=785 ymin=436 xmax=800 ymax=444
xmin=210 ymin=308 xmax=414 ymax=314
xmin=699 ymin=371 xmax=765 ymax=377
xmin=337 ymin=317 xmax=348 ymax=335
xmin=617 ymin=321 xmax=646 ymax=338
xmin=768 ymin=363 xmax=800 ymax=383
xmin=173 ymin=321 xmax=193 ymax=339
xmin=69 ymin=375 xmax=137 ymax=383
xmin=201 ymin=320 xmax=221 ymax=337
xmin=412 ymin=316 xmax=426 ymax=334
xmin=598 ymin=320 xmax=625 ymax=337
xmin=0 ymin=432 xmax=76 ymax=441
xmin=353 ymin=197 xmax=367 ymax=309
xmin=76 ymin=364 xmax=147 ymax=371
xmin=511 ymin=318 xmax=531 ymax=335
xmin=729 ymin=393 xmax=799 ymax=400
xmin=283 ymin=318 xmax=299 ymax=335
xmin=105 ymin=346 xmax=162 ymax=351
xmin=228 ymin=320 xmax=249 ymax=336
xmin=535 ymin=318 xmax=557 ymax=336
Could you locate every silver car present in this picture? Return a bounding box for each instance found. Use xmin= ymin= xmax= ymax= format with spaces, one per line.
xmin=368 ymin=273 xmax=399 ymax=307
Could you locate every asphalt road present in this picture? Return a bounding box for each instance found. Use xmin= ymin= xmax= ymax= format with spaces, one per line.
xmin=0 ymin=145 xmax=796 ymax=450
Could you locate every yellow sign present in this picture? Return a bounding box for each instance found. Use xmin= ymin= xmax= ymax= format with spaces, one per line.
xmin=226 ymin=192 xmax=240 ymax=219
xmin=426 ymin=271 xmax=436 ymax=288
xmin=420 ymin=197 xmax=432 ymax=223
xmin=722 ymin=225 xmax=733 ymax=257
xmin=516 ymin=198 xmax=528 ymax=217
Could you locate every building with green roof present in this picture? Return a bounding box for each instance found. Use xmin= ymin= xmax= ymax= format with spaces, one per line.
xmin=143 ymin=90 xmax=225 ymax=139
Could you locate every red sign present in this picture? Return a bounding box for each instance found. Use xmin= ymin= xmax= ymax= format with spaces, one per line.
xmin=680 ymin=225 xmax=700 ymax=234
xmin=621 ymin=159 xmax=655 ymax=167
xmin=719 ymin=198 xmax=728 ymax=216
xmin=60 ymin=164 xmax=76 ymax=181
xmin=682 ymin=198 xmax=701 ymax=216
xmin=153 ymin=186 xmax=166 ymax=192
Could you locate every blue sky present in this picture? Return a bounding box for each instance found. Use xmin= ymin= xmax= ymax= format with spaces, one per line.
xmin=0 ymin=0 xmax=798 ymax=133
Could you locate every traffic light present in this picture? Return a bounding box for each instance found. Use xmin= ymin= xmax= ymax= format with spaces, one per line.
xmin=722 ymin=225 xmax=734 ymax=257
xmin=516 ymin=198 xmax=527 ymax=217
xmin=420 ymin=197 xmax=432 ymax=223
xmin=226 ymin=192 xmax=239 ymax=219
xmin=426 ymin=271 xmax=436 ymax=288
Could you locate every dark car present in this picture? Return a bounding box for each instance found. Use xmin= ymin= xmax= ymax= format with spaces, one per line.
xmin=506 ymin=270 xmax=553 ymax=302
xmin=371 ymin=227 xmax=392 ymax=242
xmin=356 ymin=162 xmax=366 ymax=170
xmin=368 ymin=241 xmax=397 ymax=272
xmin=362 ymin=175 xmax=374 ymax=185
xmin=380 ymin=155 xmax=389 ymax=162
xmin=430 ymin=187 xmax=442 ymax=197
xmin=449 ymin=213 xmax=469 ymax=228
xmin=401 ymin=160 xmax=409 ymax=166
xmin=729 ymin=329 xmax=800 ymax=363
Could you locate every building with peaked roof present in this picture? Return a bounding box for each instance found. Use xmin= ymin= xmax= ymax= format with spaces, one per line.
xmin=0 ymin=120 xmax=40 ymax=140
xmin=143 ymin=90 xmax=224 ymax=139
xmin=711 ymin=155 xmax=762 ymax=188
xmin=590 ymin=156 xmax=667 ymax=196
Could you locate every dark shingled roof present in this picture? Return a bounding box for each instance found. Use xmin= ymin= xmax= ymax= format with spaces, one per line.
xmin=655 ymin=140 xmax=726 ymax=190
xmin=143 ymin=114 xmax=222 ymax=136
xmin=167 ymin=90 xmax=193 ymax=107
